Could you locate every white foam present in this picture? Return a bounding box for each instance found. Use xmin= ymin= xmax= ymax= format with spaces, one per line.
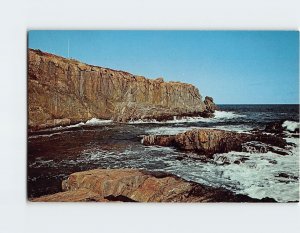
xmin=85 ymin=118 xmax=112 ymax=126
xmin=28 ymin=159 xmax=54 ymax=168
xmin=65 ymin=122 xmax=85 ymax=128
xmin=163 ymin=144 xmax=299 ymax=202
xmin=214 ymin=110 xmax=246 ymax=119
xmin=30 ymin=118 xmax=113 ymax=138
xmin=211 ymin=124 xmax=253 ymax=133
xmin=128 ymin=110 xmax=245 ymax=124
xmin=145 ymin=126 xmax=201 ymax=135
xmin=29 ymin=130 xmax=299 ymax=202
xmin=165 ymin=111 xmax=245 ymax=124
xmin=282 ymin=120 xmax=299 ymax=132
xmin=209 ymin=141 xmax=299 ymax=202
xmin=28 ymin=131 xmax=70 ymax=139
xmin=52 ymin=122 xmax=84 ymax=130
xmin=146 ymin=134 xmax=299 ymax=202
xmin=128 ymin=119 xmax=159 ymax=124
xmin=53 ymin=118 xmax=112 ymax=129
xmin=145 ymin=124 xmax=252 ymax=136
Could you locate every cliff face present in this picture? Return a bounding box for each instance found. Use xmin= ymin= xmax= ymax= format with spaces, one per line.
xmin=28 ymin=49 xmax=213 ymax=130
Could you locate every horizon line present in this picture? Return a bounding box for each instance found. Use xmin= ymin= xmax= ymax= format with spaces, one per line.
xmin=217 ymin=103 xmax=300 ymax=105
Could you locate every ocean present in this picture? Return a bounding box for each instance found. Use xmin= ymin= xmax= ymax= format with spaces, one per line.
xmin=27 ymin=104 xmax=299 ymax=202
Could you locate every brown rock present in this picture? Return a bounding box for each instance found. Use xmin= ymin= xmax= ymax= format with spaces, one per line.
xmin=31 ymin=169 xmax=274 ymax=202
xmin=204 ymin=96 xmax=218 ymax=112
xmin=142 ymin=134 xmax=176 ymax=146
xmin=31 ymin=188 xmax=106 ymax=202
xmin=28 ymin=49 xmax=214 ymax=130
xmin=142 ymin=129 xmax=287 ymax=156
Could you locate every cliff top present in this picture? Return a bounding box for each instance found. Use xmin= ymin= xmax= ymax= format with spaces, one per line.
xmin=28 ymin=48 xmax=195 ymax=87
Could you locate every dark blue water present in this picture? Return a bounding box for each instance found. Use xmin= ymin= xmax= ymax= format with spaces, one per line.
xmin=28 ymin=104 xmax=299 ymax=201
xmin=220 ymin=104 xmax=299 ymax=122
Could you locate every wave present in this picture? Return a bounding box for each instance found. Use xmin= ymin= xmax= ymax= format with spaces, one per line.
xmin=128 ymin=110 xmax=245 ymax=124
xmin=211 ymin=125 xmax=253 ymax=133
xmin=85 ymin=118 xmax=112 ymax=126
xmin=214 ymin=110 xmax=245 ymax=119
xmin=282 ymin=120 xmax=299 ymax=132
xmin=210 ymin=139 xmax=299 ymax=202
xmin=53 ymin=118 xmax=112 ymax=129
xmin=146 ymin=126 xmax=201 ymax=135
xmin=29 ymin=118 xmax=113 ymax=139
xmin=165 ymin=111 xmax=245 ymax=123
xmin=145 ymin=124 xmax=253 ymax=136
xmin=28 ymin=130 xmax=71 ymax=139
xmin=128 ymin=119 xmax=159 ymax=124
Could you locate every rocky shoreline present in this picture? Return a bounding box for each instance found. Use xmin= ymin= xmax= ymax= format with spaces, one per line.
xmin=29 ymin=121 xmax=298 ymax=202
xmin=31 ymin=169 xmax=275 ymax=202
xmin=27 ymin=49 xmax=299 ymax=203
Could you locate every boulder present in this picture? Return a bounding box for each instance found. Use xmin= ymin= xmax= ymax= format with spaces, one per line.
xmin=264 ymin=120 xmax=285 ymax=134
xmin=142 ymin=129 xmax=287 ymax=156
xmin=204 ymin=96 xmax=218 ymax=112
xmin=31 ymin=169 xmax=275 ymax=202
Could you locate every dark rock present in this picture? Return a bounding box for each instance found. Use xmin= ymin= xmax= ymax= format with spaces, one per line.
xmin=175 ymin=156 xmax=184 ymax=161
xmin=265 ymin=120 xmax=285 ymax=134
xmin=105 ymin=195 xmax=137 ymax=202
xmin=276 ymin=173 xmax=298 ymax=180
xmin=204 ymin=96 xmax=218 ymax=112
xmin=242 ymin=141 xmax=289 ymax=155
xmin=199 ymin=110 xmax=214 ymax=118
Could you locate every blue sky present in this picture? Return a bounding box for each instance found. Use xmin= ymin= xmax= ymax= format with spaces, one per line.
xmin=28 ymin=30 xmax=299 ymax=104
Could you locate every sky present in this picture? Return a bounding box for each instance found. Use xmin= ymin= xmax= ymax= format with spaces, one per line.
xmin=28 ymin=30 xmax=299 ymax=104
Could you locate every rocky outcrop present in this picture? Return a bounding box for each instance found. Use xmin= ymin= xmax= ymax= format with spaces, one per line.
xmin=204 ymin=96 xmax=218 ymax=112
xmin=28 ymin=49 xmax=216 ymax=130
xmin=142 ymin=129 xmax=287 ymax=156
xmin=31 ymin=169 xmax=274 ymax=202
xmin=264 ymin=120 xmax=286 ymax=134
xmin=265 ymin=120 xmax=299 ymax=134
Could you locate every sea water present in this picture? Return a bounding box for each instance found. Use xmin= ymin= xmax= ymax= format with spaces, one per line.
xmin=27 ymin=104 xmax=299 ymax=202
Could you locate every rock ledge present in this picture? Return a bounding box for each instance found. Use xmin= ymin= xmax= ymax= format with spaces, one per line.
xmin=31 ymin=169 xmax=275 ymax=202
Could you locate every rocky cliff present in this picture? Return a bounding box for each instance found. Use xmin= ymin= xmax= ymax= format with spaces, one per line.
xmin=28 ymin=49 xmax=215 ymax=130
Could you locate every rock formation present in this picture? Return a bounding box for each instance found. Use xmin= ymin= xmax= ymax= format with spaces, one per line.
xmin=264 ymin=120 xmax=286 ymax=134
xmin=264 ymin=120 xmax=299 ymax=135
xmin=31 ymin=169 xmax=274 ymax=202
xmin=28 ymin=49 xmax=216 ymax=130
xmin=204 ymin=96 xmax=218 ymax=112
xmin=142 ymin=129 xmax=287 ymax=156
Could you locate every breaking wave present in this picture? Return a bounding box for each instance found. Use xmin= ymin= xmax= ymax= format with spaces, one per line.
xmin=209 ymin=137 xmax=299 ymax=202
xmin=128 ymin=110 xmax=245 ymax=124
xmin=282 ymin=120 xmax=299 ymax=132
xmin=84 ymin=118 xmax=112 ymax=126
xmin=128 ymin=119 xmax=159 ymax=124
xmin=145 ymin=125 xmax=252 ymax=136
xmin=29 ymin=118 xmax=113 ymax=139
xmin=54 ymin=118 xmax=113 ymax=129
xmin=146 ymin=126 xmax=201 ymax=135
xmin=214 ymin=110 xmax=245 ymax=119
